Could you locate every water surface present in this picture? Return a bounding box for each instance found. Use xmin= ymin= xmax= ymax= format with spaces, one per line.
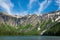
xmin=0 ymin=36 xmax=60 ymax=40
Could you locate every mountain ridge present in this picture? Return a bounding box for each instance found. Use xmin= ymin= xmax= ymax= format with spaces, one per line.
xmin=0 ymin=10 xmax=60 ymax=26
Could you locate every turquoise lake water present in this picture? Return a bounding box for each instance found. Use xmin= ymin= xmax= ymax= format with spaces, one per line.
xmin=0 ymin=36 xmax=60 ymax=40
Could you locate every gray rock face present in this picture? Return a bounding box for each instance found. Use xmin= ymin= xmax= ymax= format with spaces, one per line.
xmin=17 ymin=14 xmax=42 ymax=26
xmin=0 ymin=10 xmax=60 ymax=26
xmin=0 ymin=12 xmax=17 ymax=26
xmin=0 ymin=12 xmax=42 ymax=26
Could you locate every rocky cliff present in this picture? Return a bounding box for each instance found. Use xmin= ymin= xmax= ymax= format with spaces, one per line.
xmin=0 ymin=10 xmax=60 ymax=26
xmin=0 ymin=12 xmax=42 ymax=26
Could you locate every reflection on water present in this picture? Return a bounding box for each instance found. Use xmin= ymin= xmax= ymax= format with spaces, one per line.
xmin=0 ymin=36 xmax=60 ymax=40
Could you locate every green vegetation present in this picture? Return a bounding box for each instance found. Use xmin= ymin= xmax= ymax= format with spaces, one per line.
xmin=43 ymin=22 xmax=60 ymax=36
xmin=0 ymin=23 xmax=18 ymax=36
xmin=0 ymin=23 xmax=39 ymax=36
xmin=38 ymin=19 xmax=52 ymax=33
xmin=0 ymin=19 xmax=60 ymax=36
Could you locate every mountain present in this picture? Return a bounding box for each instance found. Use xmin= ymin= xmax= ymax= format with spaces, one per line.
xmin=0 ymin=12 xmax=42 ymax=26
xmin=0 ymin=10 xmax=60 ymax=36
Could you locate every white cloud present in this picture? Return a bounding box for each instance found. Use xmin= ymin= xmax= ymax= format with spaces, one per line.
xmin=0 ymin=0 xmax=14 ymax=15
xmin=19 ymin=0 xmax=37 ymax=16
xmin=18 ymin=0 xmax=51 ymax=16
xmin=15 ymin=11 xmax=29 ymax=16
xmin=28 ymin=0 xmax=37 ymax=9
xmin=19 ymin=11 xmax=29 ymax=16
xmin=55 ymin=0 xmax=60 ymax=10
xmin=37 ymin=0 xmax=51 ymax=14
xmin=24 ymin=0 xmax=37 ymax=16
xmin=24 ymin=0 xmax=51 ymax=16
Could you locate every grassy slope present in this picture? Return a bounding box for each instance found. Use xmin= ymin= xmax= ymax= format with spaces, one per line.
xmin=0 ymin=23 xmax=39 ymax=36
xmin=0 ymin=23 xmax=19 ymax=36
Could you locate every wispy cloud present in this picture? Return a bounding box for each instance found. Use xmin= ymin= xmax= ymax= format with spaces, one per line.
xmin=19 ymin=0 xmax=36 ymax=16
xmin=19 ymin=11 xmax=29 ymax=16
xmin=0 ymin=0 xmax=14 ymax=15
xmin=21 ymin=0 xmax=51 ymax=16
xmin=28 ymin=0 xmax=37 ymax=9
xmin=55 ymin=0 xmax=60 ymax=10
xmin=37 ymin=0 xmax=51 ymax=14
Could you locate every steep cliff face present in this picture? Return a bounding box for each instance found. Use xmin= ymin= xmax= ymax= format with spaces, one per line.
xmin=22 ymin=14 xmax=41 ymax=26
xmin=0 ymin=12 xmax=17 ymax=26
xmin=0 ymin=10 xmax=60 ymax=27
xmin=0 ymin=12 xmax=42 ymax=26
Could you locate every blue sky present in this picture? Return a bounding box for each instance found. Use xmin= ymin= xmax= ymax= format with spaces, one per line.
xmin=0 ymin=0 xmax=60 ymax=15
